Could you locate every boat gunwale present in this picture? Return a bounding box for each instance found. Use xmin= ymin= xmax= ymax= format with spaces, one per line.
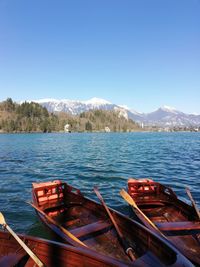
xmin=0 ymin=230 xmax=131 ymax=267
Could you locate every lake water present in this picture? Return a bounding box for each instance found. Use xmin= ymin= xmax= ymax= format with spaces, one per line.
xmin=0 ymin=132 xmax=199 ymax=238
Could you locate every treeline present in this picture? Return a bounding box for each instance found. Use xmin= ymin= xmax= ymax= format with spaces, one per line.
xmin=0 ymin=98 xmax=141 ymax=133
xmin=0 ymin=98 xmax=58 ymax=132
xmin=78 ymin=110 xmax=140 ymax=132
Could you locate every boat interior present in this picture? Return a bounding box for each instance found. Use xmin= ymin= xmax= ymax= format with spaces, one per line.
xmin=128 ymin=180 xmax=199 ymax=225
xmin=32 ymin=181 xmax=178 ymax=266
xmin=128 ymin=180 xmax=200 ymax=265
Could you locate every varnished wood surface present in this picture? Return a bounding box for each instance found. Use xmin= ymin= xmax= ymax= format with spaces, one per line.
xmin=128 ymin=180 xmax=200 ymax=266
xmin=31 ymin=180 xmax=194 ymax=267
xmin=0 ymin=230 xmax=131 ymax=267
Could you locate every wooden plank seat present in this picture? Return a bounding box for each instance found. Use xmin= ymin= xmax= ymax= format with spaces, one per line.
xmin=156 ymin=221 xmax=200 ymax=232
xmin=42 ymin=199 xmax=65 ymax=211
xmin=70 ymin=220 xmax=111 ymax=238
xmin=44 ymin=203 xmax=66 ymax=216
xmin=43 ymin=200 xmax=81 ymax=211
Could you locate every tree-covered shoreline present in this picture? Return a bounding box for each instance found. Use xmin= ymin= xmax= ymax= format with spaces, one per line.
xmin=0 ymin=98 xmax=141 ymax=133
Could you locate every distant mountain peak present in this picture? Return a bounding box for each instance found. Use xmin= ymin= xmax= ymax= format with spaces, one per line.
xmin=83 ymin=97 xmax=111 ymax=105
xmin=161 ymin=105 xmax=178 ymax=112
xmin=22 ymin=98 xmax=200 ymax=127
xmin=118 ymin=104 xmax=129 ymax=110
xmin=191 ymin=112 xmax=199 ymax=116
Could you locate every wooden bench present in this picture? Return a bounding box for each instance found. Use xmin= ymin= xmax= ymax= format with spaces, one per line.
xmin=71 ymin=220 xmax=111 ymax=238
xmin=156 ymin=221 xmax=200 ymax=232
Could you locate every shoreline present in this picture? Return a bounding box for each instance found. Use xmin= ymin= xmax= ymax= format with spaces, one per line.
xmin=0 ymin=130 xmax=199 ymax=134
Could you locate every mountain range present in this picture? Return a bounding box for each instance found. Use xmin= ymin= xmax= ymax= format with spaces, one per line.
xmin=27 ymin=98 xmax=200 ymax=128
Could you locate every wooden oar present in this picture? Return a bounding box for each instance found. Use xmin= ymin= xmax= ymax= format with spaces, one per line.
xmin=0 ymin=212 xmax=44 ymax=267
xmin=27 ymin=202 xmax=87 ymax=247
xmin=185 ymin=187 xmax=200 ymax=220
xmin=120 ymin=189 xmax=166 ymax=238
xmin=94 ymin=187 xmax=136 ymax=261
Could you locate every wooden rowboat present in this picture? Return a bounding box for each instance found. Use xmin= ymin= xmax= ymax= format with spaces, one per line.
xmin=31 ymin=180 xmax=194 ymax=267
xmin=0 ymin=230 xmax=130 ymax=267
xmin=127 ymin=178 xmax=200 ymax=266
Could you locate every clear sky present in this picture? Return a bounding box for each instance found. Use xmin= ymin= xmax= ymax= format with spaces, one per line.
xmin=0 ymin=0 xmax=199 ymax=113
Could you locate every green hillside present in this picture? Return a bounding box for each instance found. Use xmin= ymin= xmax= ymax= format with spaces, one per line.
xmin=0 ymin=98 xmax=141 ymax=133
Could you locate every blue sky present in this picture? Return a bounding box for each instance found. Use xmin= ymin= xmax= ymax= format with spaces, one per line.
xmin=0 ymin=0 xmax=199 ymax=113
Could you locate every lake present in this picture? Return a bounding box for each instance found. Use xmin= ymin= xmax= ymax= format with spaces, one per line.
xmin=0 ymin=132 xmax=199 ymax=238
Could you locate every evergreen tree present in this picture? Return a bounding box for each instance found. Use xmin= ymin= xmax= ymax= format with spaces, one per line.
xmin=0 ymin=99 xmax=141 ymax=133
xmin=85 ymin=121 xmax=93 ymax=131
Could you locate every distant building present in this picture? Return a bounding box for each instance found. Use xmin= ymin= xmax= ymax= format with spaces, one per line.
xmin=105 ymin=126 xmax=111 ymax=132
xmin=64 ymin=124 xmax=71 ymax=133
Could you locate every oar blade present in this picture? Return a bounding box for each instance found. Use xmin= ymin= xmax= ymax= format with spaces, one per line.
xmin=0 ymin=212 xmax=44 ymax=267
xmin=185 ymin=187 xmax=191 ymax=197
xmin=94 ymin=187 xmax=105 ymax=203
xmin=0 ymin=212 xmax=6 ymax=225
xmin=28 ymin=201 xmax=87 ymax=247
xmin=185 ymin=187 xmax=200 ymax=221
xmin=120 ymin=189 xmax=166 ymax=237
xmin=120 ymin=189 xmax=137 ymax=208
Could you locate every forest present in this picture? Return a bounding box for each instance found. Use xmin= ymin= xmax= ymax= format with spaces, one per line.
xmin=0 ymin=98 xmax=141 ymax=133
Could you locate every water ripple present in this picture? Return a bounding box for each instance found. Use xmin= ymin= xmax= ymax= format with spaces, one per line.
xmin=0 ymin=132 xmax=199 ymax=236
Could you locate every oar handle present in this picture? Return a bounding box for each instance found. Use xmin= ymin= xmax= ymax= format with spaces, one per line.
xmin=94 ymin=188 xmax=123 ymax=239
xmin=94 ymin=187 xmax=136 ymax=261
xmin=4 ymin=224 xmax=44 ymax=267
xmin=121 ymin=239 xmax=136 ymax=261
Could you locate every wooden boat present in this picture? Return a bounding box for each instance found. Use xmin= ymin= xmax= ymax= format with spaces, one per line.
xmin=31 ymin=180 xmax=194 ymax=267
xmin=127 ymin=178 xmax=200 ymax=266
xmin=0 ymin=230 xmax=130 ymax=267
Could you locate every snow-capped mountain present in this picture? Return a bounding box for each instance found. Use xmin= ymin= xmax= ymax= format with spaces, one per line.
xmin=30 ymin=97 xmax=124 ymax=116
xmin=27 ymin=98 xmax=200 ymax=127
xmin=136 ymin=106 xmax=200 ymax=127
xmin=29 ymin=97 xmax=115 ymax=115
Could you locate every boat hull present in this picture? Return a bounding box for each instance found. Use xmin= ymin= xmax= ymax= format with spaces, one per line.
xmin=127 ymin=178 xmax=200 ymax=266
xmin=31 ymin=180 xmax=194 ymax=267
xmin=0 ymin=230 xmax=130 ymax=267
